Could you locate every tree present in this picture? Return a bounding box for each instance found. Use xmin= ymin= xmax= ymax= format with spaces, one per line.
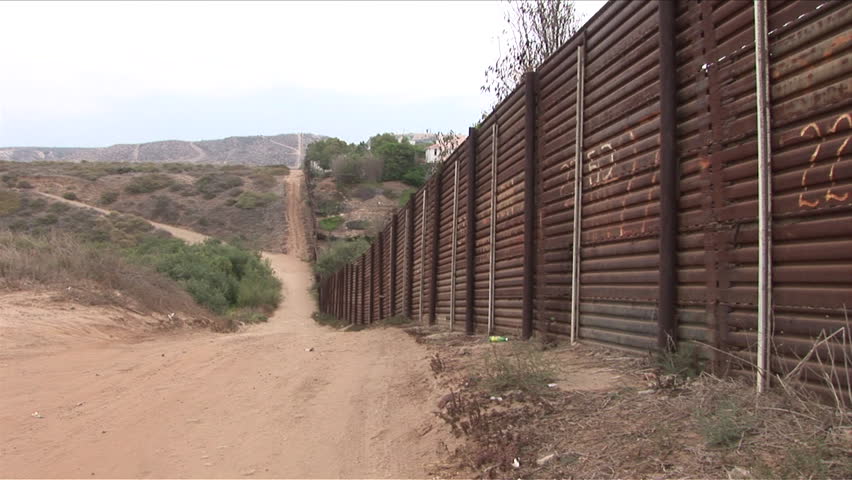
xmin=483 ymin=0 xmax=579 ymax=105
xmin=305 ymin=137 xmax=351 ymax=170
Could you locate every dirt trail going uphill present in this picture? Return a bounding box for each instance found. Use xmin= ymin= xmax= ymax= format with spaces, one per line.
xmin=0 ymin=190 xmax=451 ymax=478
xmin=284 ymin=170 xmax=309 ymax=259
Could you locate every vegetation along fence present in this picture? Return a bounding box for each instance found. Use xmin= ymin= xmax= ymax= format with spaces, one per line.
xmin=317 ymin=0 xmax=852 ymax=398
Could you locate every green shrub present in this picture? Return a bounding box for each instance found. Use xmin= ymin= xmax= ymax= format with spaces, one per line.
xmin=0 ymin=190 xmax=21 ymax=215
xmin=48 ymin=202 xmax=70 ymax=214
xmin=125 ymin=174 xmax=174 ymax=194
xmin=62 ymin=192 xmax=78 ymax=201
xmin=398 ymin=188 xmax=415 ymax=206
xmin=318 ymin=215 xmax=344 ymax=231
xmin=316 ymin=197 xmax=343 ymax=216
xmin=345 ymin=220 xmax=369 ymax=230
xmin=194 ymin=173 xmax=243 ymax=198
xmin=36 ymin=213 xmax=58 ymax=225
xmin=314 ymin=238 xmax=370 ymax=278
xmin=99 ymin=191 xmax=119 ymax=205
xmin=234 ymin=191 xmax=277 ymax=209
xmin=126 ymin=237 xmax=281 ymax=314
xmin=1 ymin=174 xmax=18 ymax=187
xmin=252 ymin=174 xmax=277 ymax=189
xmin=17 ymin=180 xmax=33 ymax=189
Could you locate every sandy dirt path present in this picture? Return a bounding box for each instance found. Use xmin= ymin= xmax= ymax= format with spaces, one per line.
xmin=284 ymin=170 xmax=309 ymax=260
xmin=0 ymin=189 xmax=450 ymax=478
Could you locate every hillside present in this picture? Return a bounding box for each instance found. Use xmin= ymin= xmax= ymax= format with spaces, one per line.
xmin=0 ymin=133 xmax=324 ymax=168
xmin=0 ymin=161 xmax=295 ymax=252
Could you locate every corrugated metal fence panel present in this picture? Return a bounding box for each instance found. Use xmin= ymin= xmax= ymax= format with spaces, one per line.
xmin=454 ymin=144 xmax=472 ymax=331
xmin=534 ymin=31 xmax=583 ymax=337
xmin=435 ymin=152 xmax=460 ymax=324
xmin=493 ymin=81 xmax=528 ymax=334
xmin=764 ymin=0 xmax=852 ymax=395
xmin=394 ymin=211 xmax=406 ymax=315
xmin=473 ymin=115 xmax=497 ymax=332
xmin=409 ymin=188 xmax=422 ymax=321
xmin=381 ymin=227 xmax=392 ymax=320
xmin=673 ymin=0 xmax=717 ymax=359
xmin=576 ymin=0 xmax=661 ymax=352
xmin=315 ymin=0 xmax=852 ymax=399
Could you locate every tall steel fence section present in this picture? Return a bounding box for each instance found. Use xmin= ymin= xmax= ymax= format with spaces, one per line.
xmin=317 ymin=0 xmax=852 ymax=398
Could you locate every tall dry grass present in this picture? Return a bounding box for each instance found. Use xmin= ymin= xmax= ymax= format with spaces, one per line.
xmin=0 ymin=230 xmax=210 ymax=322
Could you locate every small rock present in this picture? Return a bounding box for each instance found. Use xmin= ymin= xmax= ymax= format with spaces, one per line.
xmin=536 ymin=453 xmax=556 ymax=466
xmin=31 ymin=411 xmax=43 ymax=419
xmin=204 ymin=463 xmax=213 ymax=467
xmin=241 ymin=469 xmax=256 ymax=476
xmin=437 ymin=393 xmax=454 ymax=409
xmin=638 ymin=389 xmax=655 ymax=395
xmin=76 ymin=402 xmax=84 ymax=407
xmin=547 ymin=383 xmax=558 ymax=388
xmin=305 ymin=347 xmax=314 ymax=352
xmin=511 ymin=458 xmax=520 ymax=469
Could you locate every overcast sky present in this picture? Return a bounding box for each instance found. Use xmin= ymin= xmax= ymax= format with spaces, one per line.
xmin=0 ymin=1 xmax=605 ymax=148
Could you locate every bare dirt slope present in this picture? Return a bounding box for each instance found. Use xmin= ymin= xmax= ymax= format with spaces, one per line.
xmin=0 ymin=187 xmax=452 ymax=478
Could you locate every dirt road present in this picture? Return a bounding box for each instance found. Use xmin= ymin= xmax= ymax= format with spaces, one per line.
xmin=0 ymin=189 xmax=451 ymax=478
xmin=284 ymin=170 xmax=309 ymax=260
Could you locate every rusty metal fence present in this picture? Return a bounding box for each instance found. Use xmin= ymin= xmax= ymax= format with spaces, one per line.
xmin=318 ymin=0 xmax=852 ymax=397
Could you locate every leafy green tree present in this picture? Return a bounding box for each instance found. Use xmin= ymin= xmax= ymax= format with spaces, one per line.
xmin=306 ymin=137 xmax=352 ymax=170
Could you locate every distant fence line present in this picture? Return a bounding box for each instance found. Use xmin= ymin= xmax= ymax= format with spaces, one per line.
xmin=317 ymin=0 xmax=852 ymax=398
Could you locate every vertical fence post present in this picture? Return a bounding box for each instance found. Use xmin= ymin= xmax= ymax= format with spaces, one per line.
xmin=450 ymin=158 xmax=460 ymax=330
xmin=658 ymin=0 xmax=679 ymax=351
xmin=344 ymin=265 xmax=350 ymax=323
xmin=370 ymin=245 xmax=375 ymax=323
xmin=429 ymin=170 xmax=442 ymax=325
xmin=753 ymin=0 xmax=773 ymax=393
xmin=389 ymin=213 xmax=397 ymax=316
xmin=465 ymin=127 xmax=478 ymax=335
xmin=570 ymin=43 xmax=586 ymax=344
xmin=419 ymin=189 xmax=427 ymax=323
xmin=378 ymin=230 xmax=385 ymax=321
xmin=523 ymin=71 xmax=537 ymax=340
xmin=360 ymin=257 xmax=366 ymax=325
xmin=405 ymin=198 xmax=415 ymax=319
xmin=487 ymin=124 xmax=498 ymax=335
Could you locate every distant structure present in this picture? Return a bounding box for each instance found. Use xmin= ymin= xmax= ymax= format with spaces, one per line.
xmin=425 ymin=134 xmax=467 ymax=163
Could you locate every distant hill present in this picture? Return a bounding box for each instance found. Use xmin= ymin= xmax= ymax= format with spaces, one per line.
xmin=0 ymin=133 xmax=324 ymax=168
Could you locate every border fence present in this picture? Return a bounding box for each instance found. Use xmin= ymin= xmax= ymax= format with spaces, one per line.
xmin=317 ymin=0 xmax=851 ymax=397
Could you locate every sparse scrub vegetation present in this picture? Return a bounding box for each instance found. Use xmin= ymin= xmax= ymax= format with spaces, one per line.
xmin=125 ymin=174 xmax=174 ymax=194
xmin=0 ymin=190 xmax=21 ymax=215
xmin=0 ymin=231 xmax=207 ymax=319
xmin=314 ymin=238 xmax=370 ymax=278
xmin=480 ymin=343 xmax=557 ymax=396
xmin=62 ymin=191 xmax=78 ymax=201
xmin=99 ymin=191 xmax=120 ymax=205
xmin=234 ymin=191 xmax=277 ymax=209
xmin=318 ymin=215 xmax=344 ymax=231
xmin=195 ymin=173 xmax=244 ymax=199
xmin=312 ymin=311 xmax=347 ymax=328
xmin=345 ymin=220 xmax=369 ymax=230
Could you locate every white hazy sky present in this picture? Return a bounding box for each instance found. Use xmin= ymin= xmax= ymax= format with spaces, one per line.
xmin=0 ymin=0 xmax=605 ymax=147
